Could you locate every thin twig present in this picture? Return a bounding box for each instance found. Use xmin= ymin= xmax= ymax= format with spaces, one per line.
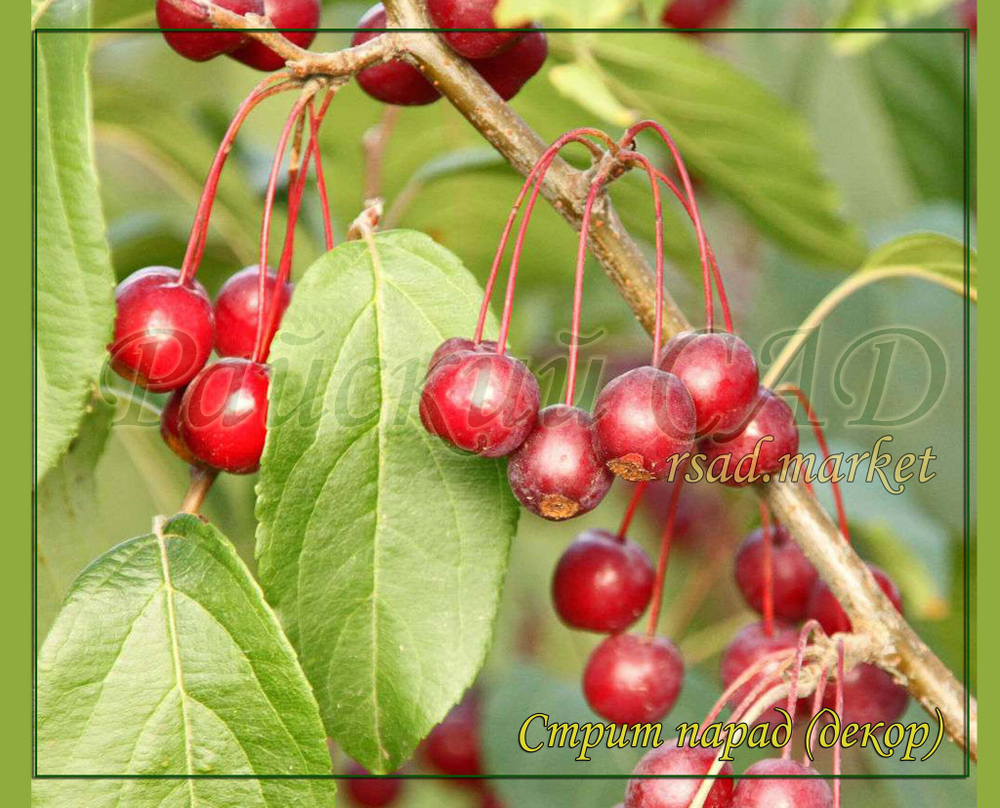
xmin=180 ymin=466 xmax=219 ymax=515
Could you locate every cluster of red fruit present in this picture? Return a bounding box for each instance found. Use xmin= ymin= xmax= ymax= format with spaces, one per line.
xmin=354 ymin=2 xmax=547 ymax=106
xmin=110 ymin=264 xmax=290 ymax=474
xmin=419 ymin=330 xmax=795 ymax=519
xmin=157 ymin=0 xmax=321 ymax=70
xmin=157 ymin=0 xmax=547 ymax=106
xmin=343 ymin=694 xmax=502 ymax=807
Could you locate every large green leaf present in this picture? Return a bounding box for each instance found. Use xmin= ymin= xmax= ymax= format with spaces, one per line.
xmin=583 ymin=34 xmax=866 ymax=268
xmin=35 ymin=514 xmax=335 ymax=806
xmin=256 ymin=231 xmax=519 ymax=773
xmin=35 ymin=1 xmax=117 ymax=482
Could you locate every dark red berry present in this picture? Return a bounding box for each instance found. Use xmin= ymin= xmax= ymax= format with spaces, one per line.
xmin=734 ymin=524 xmax=817 ymax=622
xmin=732 ymin=758 xmax=832 ymax=808
xmin=420 ymin=351 xmax=539 ymax=457
xmin=720 ymin=620 xmax=801 ymax=729
xmin=110 ymin=267 xmax=215 ymax=392
xmin=471 ymin=26 xmax=548 ymax=101
xmin=179 ymin=358 xmax=270 ymax=474
xmin=700 ymin=387 xmax=798 ymax=486
xmin=160 ymin=388 xmax=201 ymax=466
xmin=658 ymin=331 xmax=759 ymax=437
xmin=423 ymin=697 xmax=482 ymax=777
xmin=625 ymin=739 xmax=734 ymax=808
xmin=643 ymin=477 xmax=732 ymax=550
xmin=807 ymin=565 xmax=902 ymax=635
xmin=823 ymin=663 xmax=909 ymax=728
xmin=552 ymin=529 xmax=655 ymax=633
xmin=583 ymin=633 xmax=684 ymax=725
xmin=230 ymin=0 xmax=320 ymax=71
xmin=353 ymin=5 xmax=441 ymax=106
xmin=344 ymin=761 xmax=403 ymax=807
xmin=507 ymin=405 xmax=613 ymax=520
xmin=593 ymin=366 xmax=696 ymax=482
xmin=427 ymin=0 xmax=527 ymax=59
xmin=213 ymin=265 xmax=293 ymax=359
xmin=427 ymin=337 xmax=505 ymax=374
xmin=660 ymin=0 xmax=735 ymax=31
xmin=156 ymin=0 xmax=264 ymax=62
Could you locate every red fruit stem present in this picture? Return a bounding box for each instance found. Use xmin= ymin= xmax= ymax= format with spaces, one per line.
xmin=782 ymin=620 xmax=820 ymax=761
xmin=308 ymin=92 xmax=336 ymax=251
xmin=760 ymin=501 xmax=775 ymax=637
xmin=701 ymin=648 xmax=795 ymax=727
xmin=485 ymin=129 xmax=615 ymax=350
xmin=647 ymin=165 xmax=734 ymax=333
xmin=645 ymin=478 xmax=684 ymax=638
xmin=252 ymin=95 xmax=312 ymax=363
xmin=778 ymin=384 xmax=852 ymax=544
xmin=622 ymin=120 xmax=718 ymax=331
xmin=256 ymin=92 xmax=337 ymax=363
xmin=621 ymin=151 xmax=666 ymax=359
xmin=834 ymin=640 xmax=844 ymax=807
xmin=179 ymin=75 xmax=294 ymax=285
xmin=803 ymin=664 xmax=831 ymax=767
xmin=565 ymin=163 xmax=619 ymax=406
xmin=616 ymin=481 xmax=650 ymax=542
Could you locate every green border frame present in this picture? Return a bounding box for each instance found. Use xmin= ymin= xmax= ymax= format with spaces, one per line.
xmin=25 ymin=18 xmax=976 ymax=792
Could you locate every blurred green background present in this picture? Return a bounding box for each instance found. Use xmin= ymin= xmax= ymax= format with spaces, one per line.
xmin=37 ymin=0 xmax=977 ymax=805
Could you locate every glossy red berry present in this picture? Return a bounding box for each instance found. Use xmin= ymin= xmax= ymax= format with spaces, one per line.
xmin=109 ymin=267 xmax=215 ymax=392
xmin=734 ymin=524 xmax=817 ymax=622
xmin=420 ymin=350 xmax=539 ymax=457
xmin=507 ymin=405 xmax=613 ymax=520
xmin=213 ymin=265 xmax=293 ymax=359
xmin=732 ymin=758 xmax=832 ymax=808
xmin=593 ymin=366 xmax=696 ymax=481
xmin=720 ymin=620 xmax=800 ymax=729
xmin=583 ymin=633 xmax=684 ymax=724
xmin=344 ymin=761 xmax=403 ymax=807
xmin=471 ymin=26 xmax=548 ymax=101
xmin=700 ymin=387 xmax=798 ymax=486
xmin=660 ymin=0 xmax=735 ymax=31
xmin=423 ymin=697 xmax=483 ymax=778
xmin=807 ymin=565 xmax=902 ymax=635
xmin=179 ymin=358 xmax=270 ymax=474
xmin=156 ymin=0 xmax=264 ymax=62
xmin=552 ymin=529 xmax=655 ymax=633
xmin=353 ymin=5 xmax=441 ymax=106
xmin=160 ymin=388 xmax=201 ymax=466
xmin=625 ymin=739 xmax=734 ymax=808
xmin=823 ymin=663 xmax=909 ymax=728
xmin=427 ymin=0 xmax=527 ymax=59
xmin=658 ymin=331 xmax=759 ymax=437
xmin=230 ymin=0 xmax=321 ymax=71
xmin=427 ymin=337 xmax=505 ymax=373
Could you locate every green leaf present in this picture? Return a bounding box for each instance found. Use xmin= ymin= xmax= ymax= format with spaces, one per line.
xmin=495 ymin=0 xmax=633 ymax=27
xmin=863 ymin=232 xmax=974 ymax=292
xmin=37 ymin=391 xmax=262 ymax=643
xmin=256 ymin=230 xmax=520 ymax=773
xmin=584 ymin=35 xmax=867 ymax=267
xmin=832 ymin=0 xmax=960 ymax=54
xmin=35 ymin=1 xmax=117 ymax=482
xmin=35 ymin=514 xmax=335 ymax=806
xmin=866 ymin=33 xmax=967 ymax=203
xmin=36 ymin=396 xmax=114 ymax=639
xmin=549 ymin=60 xmax=640 ymax=127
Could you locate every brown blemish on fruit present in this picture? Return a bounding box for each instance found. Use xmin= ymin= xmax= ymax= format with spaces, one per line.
xmin=607 ymin=453 xmax=654 ymax=482
xmin=540 ymin=495 xmax=580 ymax=521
